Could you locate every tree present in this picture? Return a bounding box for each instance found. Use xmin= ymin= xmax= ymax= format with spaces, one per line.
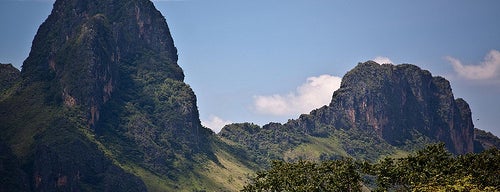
xmin=373 ymin=143 xmax=500 ymax=191
xmin=242 ymin=159 xmax=361 ymax=192
xmin=242 ymin=143 xmax=500 ymax=191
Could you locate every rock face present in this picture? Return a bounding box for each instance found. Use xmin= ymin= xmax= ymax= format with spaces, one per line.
xmin=21 ymin=0 xmax=182 ymax=128
xmin=328 ymin=62 xmax=474 ymax=154
xmin=220 ymin=62 xmax=477 ymax=165
xmin=474 ymin=128 xmax=500 ymax=152
xmin=0 ymin=0 xmax=213 ymax=191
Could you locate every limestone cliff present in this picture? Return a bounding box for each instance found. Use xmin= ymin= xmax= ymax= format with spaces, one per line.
xmin=328 ymin=62 xmax=474 ymax=154
xmin=0 ymin=0 xmax=214 ymax=191
xmin=21 ymin=0 xmax=182 ymax=128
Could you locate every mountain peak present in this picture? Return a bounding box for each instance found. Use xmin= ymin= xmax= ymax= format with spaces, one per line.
xmin=220 ymin=62 xmax=477 ymax=165
xmin=21 ymin=0 xmax=183 ymax=128
xmin=22 ymin=0 xmax=181 ymax=82
xmin=1 ymin=0 xmax=216 ymax=191
xmin=2 ymin=1 xmax=495 ymax=190
xmin=331 ymin=61 xmax=474 ymax=154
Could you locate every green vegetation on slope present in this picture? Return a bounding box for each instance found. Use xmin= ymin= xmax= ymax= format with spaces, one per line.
xmin=1 ymin=0 xmax=225 ymax=190
xmin=283 ymin=136 xmax=348 ymax=161
xmin=0 ymin=79 xmax=147 ymax=191
xmin=219 ymin=121 xmax=423 ymax=169
xmin=2 ymin=0 xmax=499 ymax=189
xmin=93 ymin=135 xmax=257 ymax=192
xmin=243 ymin=143 xmax=500 ymax=192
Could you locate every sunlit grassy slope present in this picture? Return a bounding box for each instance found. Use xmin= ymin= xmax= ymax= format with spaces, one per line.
xmin=110 ymin=140 xmax=256 ymax=192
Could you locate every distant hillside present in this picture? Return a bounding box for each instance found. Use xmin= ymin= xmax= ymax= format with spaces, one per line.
xmin=220 ymin=62 xmax=486 ymax=166
xmin=0 ymin=63 xmax=20 ymax=100
xmin=474 ymin=128 xmax=500 ymax=152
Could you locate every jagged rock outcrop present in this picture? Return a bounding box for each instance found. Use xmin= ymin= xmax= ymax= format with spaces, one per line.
xmin=327 ymin=62 xmax=474 ymax=154
xmin=21 ymin=0 xmax=182 ymax=128
xmin=220 ymin=61 xmax=477 ymax=165
xmin=0 ymin=0 xmax=214 ymax=191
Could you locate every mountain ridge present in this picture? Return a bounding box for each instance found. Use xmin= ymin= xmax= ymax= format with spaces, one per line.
xmin=0 ymin=63 xmax=21 ymax=101
xmin=1 ymin=0 xmax=499 ymax=191
xmin=219 ymin=61 xmax=497 ymax=165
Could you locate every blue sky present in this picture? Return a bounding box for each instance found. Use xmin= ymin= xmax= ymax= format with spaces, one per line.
xmin=1 ymin=0 xmax=499 ymax=136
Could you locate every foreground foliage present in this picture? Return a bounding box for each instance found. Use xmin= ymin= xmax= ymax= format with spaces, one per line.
xmin=242 ymin=143 xmax=499 ymax=192
xmin=242 ymin=159 xmax=362 ymax=192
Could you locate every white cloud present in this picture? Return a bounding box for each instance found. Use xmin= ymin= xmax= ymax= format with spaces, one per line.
xmin=446 ymin=50 xmax=500 ymax=80
xmin=373 ymin=56 xmax=393 ymax=64
xmin=253 ymin=74 xmax=342 ymax=116
xmin=201 ymin=115 xmax=232 ymax=133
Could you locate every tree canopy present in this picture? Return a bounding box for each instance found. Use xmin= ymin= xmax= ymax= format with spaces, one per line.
xmin=242 ymin=143 xmax=499 ymax=192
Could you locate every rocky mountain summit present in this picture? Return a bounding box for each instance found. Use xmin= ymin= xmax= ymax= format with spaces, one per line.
xmin=328 ymin=62 xmax=474 ymax=154
xmin=21 ymin=0 xmax=183 ymax=129
xmin=220 ymin=62 xmax=496 ymax=164
xmin=1 ymin=0 xmax=216 ymax=191
xmin=1 ymin=0 xmax=498 ymax=191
